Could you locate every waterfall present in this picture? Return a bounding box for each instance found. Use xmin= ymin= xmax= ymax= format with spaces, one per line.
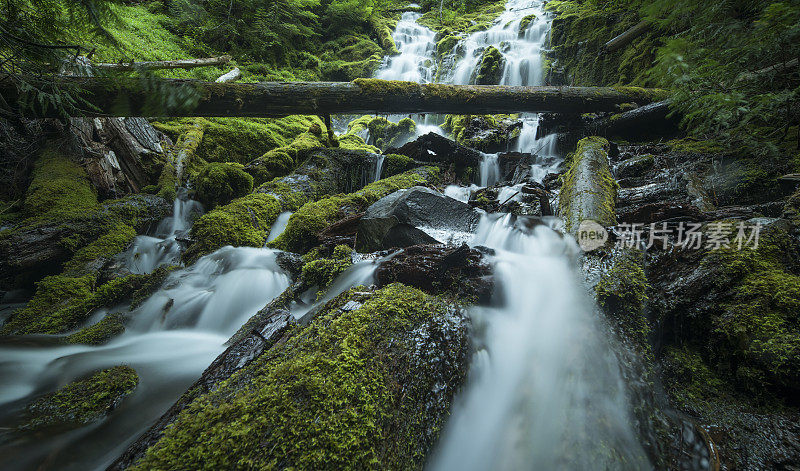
xmin=373 ymin=154 xmax=385 ymax=182
xmin=429 ymin=215 xmax=650 ymax=470
xmin=124 ymin=188 xmax=203 ymax=274
xmin=0 ymin=212 xmax=291 ymax=470
xmin=479 ymin=153 xmax=501 ymax=187
xmin=376 ymin=11 xmax=437 ymax=83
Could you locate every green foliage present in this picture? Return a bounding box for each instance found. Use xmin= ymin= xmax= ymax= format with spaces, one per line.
xmin=129 ymin=283 xmax=466 ymax=470
xmin=21 ymin=366 xmax=139 ymax=431
xmin=418 ymin=0 xmax=507 ymax=34
xmin=193 ymin=163 xmax=254 ymax=209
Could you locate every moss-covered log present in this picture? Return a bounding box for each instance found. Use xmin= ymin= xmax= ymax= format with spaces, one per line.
xmin=110 ymin=284 xmax=470 ymax=470
xmin=558 ymin=136 xmax=617 ymax=235
xmin=601 ymin=20 xmax=650 ymax=55
xmin=3 ymin=77 xmax=669 ymax=117
xmin=93 ymin=55 xmax=232 ymax=71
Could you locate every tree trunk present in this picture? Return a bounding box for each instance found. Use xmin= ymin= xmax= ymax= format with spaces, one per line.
xmin=589 ymin=100 xmax=679 ymax=138
xmin=601 ymin=21 xmax=650 ymax=55
xmin=736 ymin=58 xmax=799 ymax=82
xmin=3 ymin=77 xmax=669 ymax=118
xmin=93 ymin=56 xmax=232 ymax=71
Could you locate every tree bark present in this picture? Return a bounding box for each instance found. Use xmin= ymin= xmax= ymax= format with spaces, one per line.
xmin=601 ymin=21 xmax=650 ymax=55
xmin=3 ymin=77 xmax=669 ymax=118
xmin=589 ymin=100 xmax=679 ymax=138
xmin=736 ymin=58 xmax=799 ymax=82
xmin=93 ymin=55 xmax=232 ymax=71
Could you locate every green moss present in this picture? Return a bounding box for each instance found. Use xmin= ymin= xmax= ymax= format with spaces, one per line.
xmin=442 ymin=114 xmax=520 ymax=151
xmin=300 ymin=244 xmax=353 ymax=294
xmin=662 ymin=346 xmax=728 ymax=409
xmin=129 ymin=283 xmax=466 ymax=470
xmin=418 ymin=0 xmax=507 ymax=34
xmin=436 ymin=34 xmax=460 ymax=57
xmin=184 ymin=193 xmax=283 ymax=263
xmin=558 ymin=136 xmax=617 ymax=234
xmin=321 ymin=54 xmax=384 ymax=81
xmin=383 ymin=154 xmax=415 ymax=177
xmin=245 ymin=126 xmax=328 ymax=185
xmin=22 ymin=144 xmax=99 ymax=225
xmin=1 ymin=271 xmax=165 ymax=335
xmin=66 ymin=312 xmax=126 ymax=346
xmin=476 ymin=46 xmax=505 ymax=84
xmin=269 ymin=167 xmax=439 ymax=254
xmin=701 ymin=226 xmax=800 ymax=392
xmin=595 ymin=249 xmax=651 ymax=352
xmin=547 ymin=1 xmax=658 ymax=86
xmin=519 ymin=14 xmax=536 ymax=35
xmin=344 ymin=116 xmax=416 ymax=151
xmin=21 ymin=366 xmax=139 ymax=432
xmin=193 ymin=162 xmax=254 ymax=209
xmin=63 ymin=224 xmax=137 ymax=275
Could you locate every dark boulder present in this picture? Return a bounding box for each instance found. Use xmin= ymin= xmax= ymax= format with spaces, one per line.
xmin=376 ymin=243 xmax=493 ymax=302
xmin=386 ymin=132 xmax=483 ymax=170
xmin=356 ymin=186 xmax=480 ymax=252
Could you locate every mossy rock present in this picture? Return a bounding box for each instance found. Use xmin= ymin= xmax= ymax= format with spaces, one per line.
xmin=476 ymin=46 xmax=505 ymax=84
xmin=268 ymin=167 xmax=440 ymax=254
xmin=20 ymin=366 xmax=139 ymax=432
xmin=128 ymin=283 xmax=470 ymax=470
xmin=245 ymin=127 xmax=328 ymax=186
xmin=436 ymin=34 xmax=460 ymax=57
xmin=345 ymin=116 xmax=417 ymax=151
xmin=300 ymin=244 xmax=353 ymax=294
xmin=66 ymin=312 xmax=126 ymax=345
xmin=193 ymin=162 xmax=254 ymax=209
xmin=519 ymin=14 xmax=537 ymax=36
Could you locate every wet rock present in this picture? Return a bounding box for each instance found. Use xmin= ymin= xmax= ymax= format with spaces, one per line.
xmin=356 ymin=186 xmax=480 ymax=251
xmin=376 ymin=243 xmax=493 ymax=302
xmin=110 ymin=284 xmax=470 ymax=471
xmin=19 ymin=366 xmax=138 ymax=432
xmin=614 ymin=153 xmax=654 ymax=180
xmin=476 ymin=46 xmax=505 ymax=84
xmin=386 ymin=132 xmax=483 ymax=171
xmin=443 ymin=115 xmax=522 ymax=153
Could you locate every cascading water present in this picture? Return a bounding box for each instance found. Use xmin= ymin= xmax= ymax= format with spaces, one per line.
xmin=428 ymin=215 xmax=650 ymax=470
xmin=0 ymin=213 xmax=291 ymax=470
xmin=123 ymin=188 xmax=203 ymax=274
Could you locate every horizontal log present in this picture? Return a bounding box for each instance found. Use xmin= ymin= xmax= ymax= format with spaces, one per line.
xmin=737 ymin=58 xmax=798 ymax=82
xmin=93 ymin=56 xmax=231 ymax=71
xmin=2 ymin=77 xmax=669 ymax=118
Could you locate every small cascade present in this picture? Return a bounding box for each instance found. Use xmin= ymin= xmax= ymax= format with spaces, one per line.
xmin=429 ymin=215 xmax=650 ymax=470
xmin=479 ymin=153 xmax=501 ymax=187
xmin=124 ymin=189 xmax=203 ymax=274
xmin=373 ymin=154 xmax=385 ymax=182
xmin=266 ymin=211 xmax=293 ymax=243
xmin=376 ymin=10 xmax=437 ymax=83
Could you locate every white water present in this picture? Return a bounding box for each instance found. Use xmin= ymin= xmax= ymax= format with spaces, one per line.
xmin=429 ymin=215 xmax=649 ymax=470
xmin=0 ymin=210 xmax=291 ymax=470
xmin=123 ymin=190 xmax=203 ymax=274
xmin=266 ymin=211 xmax=293 ymax=243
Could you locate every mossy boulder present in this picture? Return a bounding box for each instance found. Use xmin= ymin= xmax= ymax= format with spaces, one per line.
xmin=127 ymin=283 xmax=470 ymax=470
xmin=519 ymin=14 xmax=536 ymax=36
xmin=244 ymin=126 xmax=328 ymax=186
xmin=20 ymin=366 xmax=139 ymax=432
xmin=442 ymin=114 xmax=522 ymax=152
xmin=436 ymin=34 xmax=460 ymax=57
xmin=268 ymin=166 xmax=440 ymax=254
xmin=193 ymin=162 xmax=254 ymax=209
xmin=299 ymin=244 xmax=353 ymax=293
xmin=346 ymin=116 xmax=417 ymax=150
xmin=476 ymin=46 xmax=505 ymax=85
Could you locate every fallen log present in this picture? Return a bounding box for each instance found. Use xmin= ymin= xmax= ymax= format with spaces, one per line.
xmin=93 ymin=55 xmax=231 ymax=71
xmin=2 ymin=77 xmax=669 ymax=117
xmin=736 ymin=58 xmax=799 ymax=82
xmin=558 ymin=136 xmax=617 ymax=236
xmin=589 ymin=100 xmax=679 ymax=138
xmin=601 ymin=21 xmax=650 ymax=55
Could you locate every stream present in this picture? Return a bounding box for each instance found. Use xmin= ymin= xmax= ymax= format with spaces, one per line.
xmin=0 ymin=0 xmax=650 ymax=469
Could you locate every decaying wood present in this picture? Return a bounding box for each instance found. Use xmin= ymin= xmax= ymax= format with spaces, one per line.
xmin=93 ymin=55 xmax=232 ymax=71
xmin=601 ymin=21 xmax=650 ymax=55
xmin=1 ymin=77 xmax=670 ymax=117
xmin=589 ymin=100 xmax=679 ymax=138
xmin=737 ymin=58 xmax=799 ymax=82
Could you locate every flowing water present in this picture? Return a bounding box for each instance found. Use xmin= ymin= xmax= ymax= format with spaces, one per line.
xmin=0 ymin=1 xmax=651 ymax=469
xmin=0 ymin=200 xmax=292 ymax=470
